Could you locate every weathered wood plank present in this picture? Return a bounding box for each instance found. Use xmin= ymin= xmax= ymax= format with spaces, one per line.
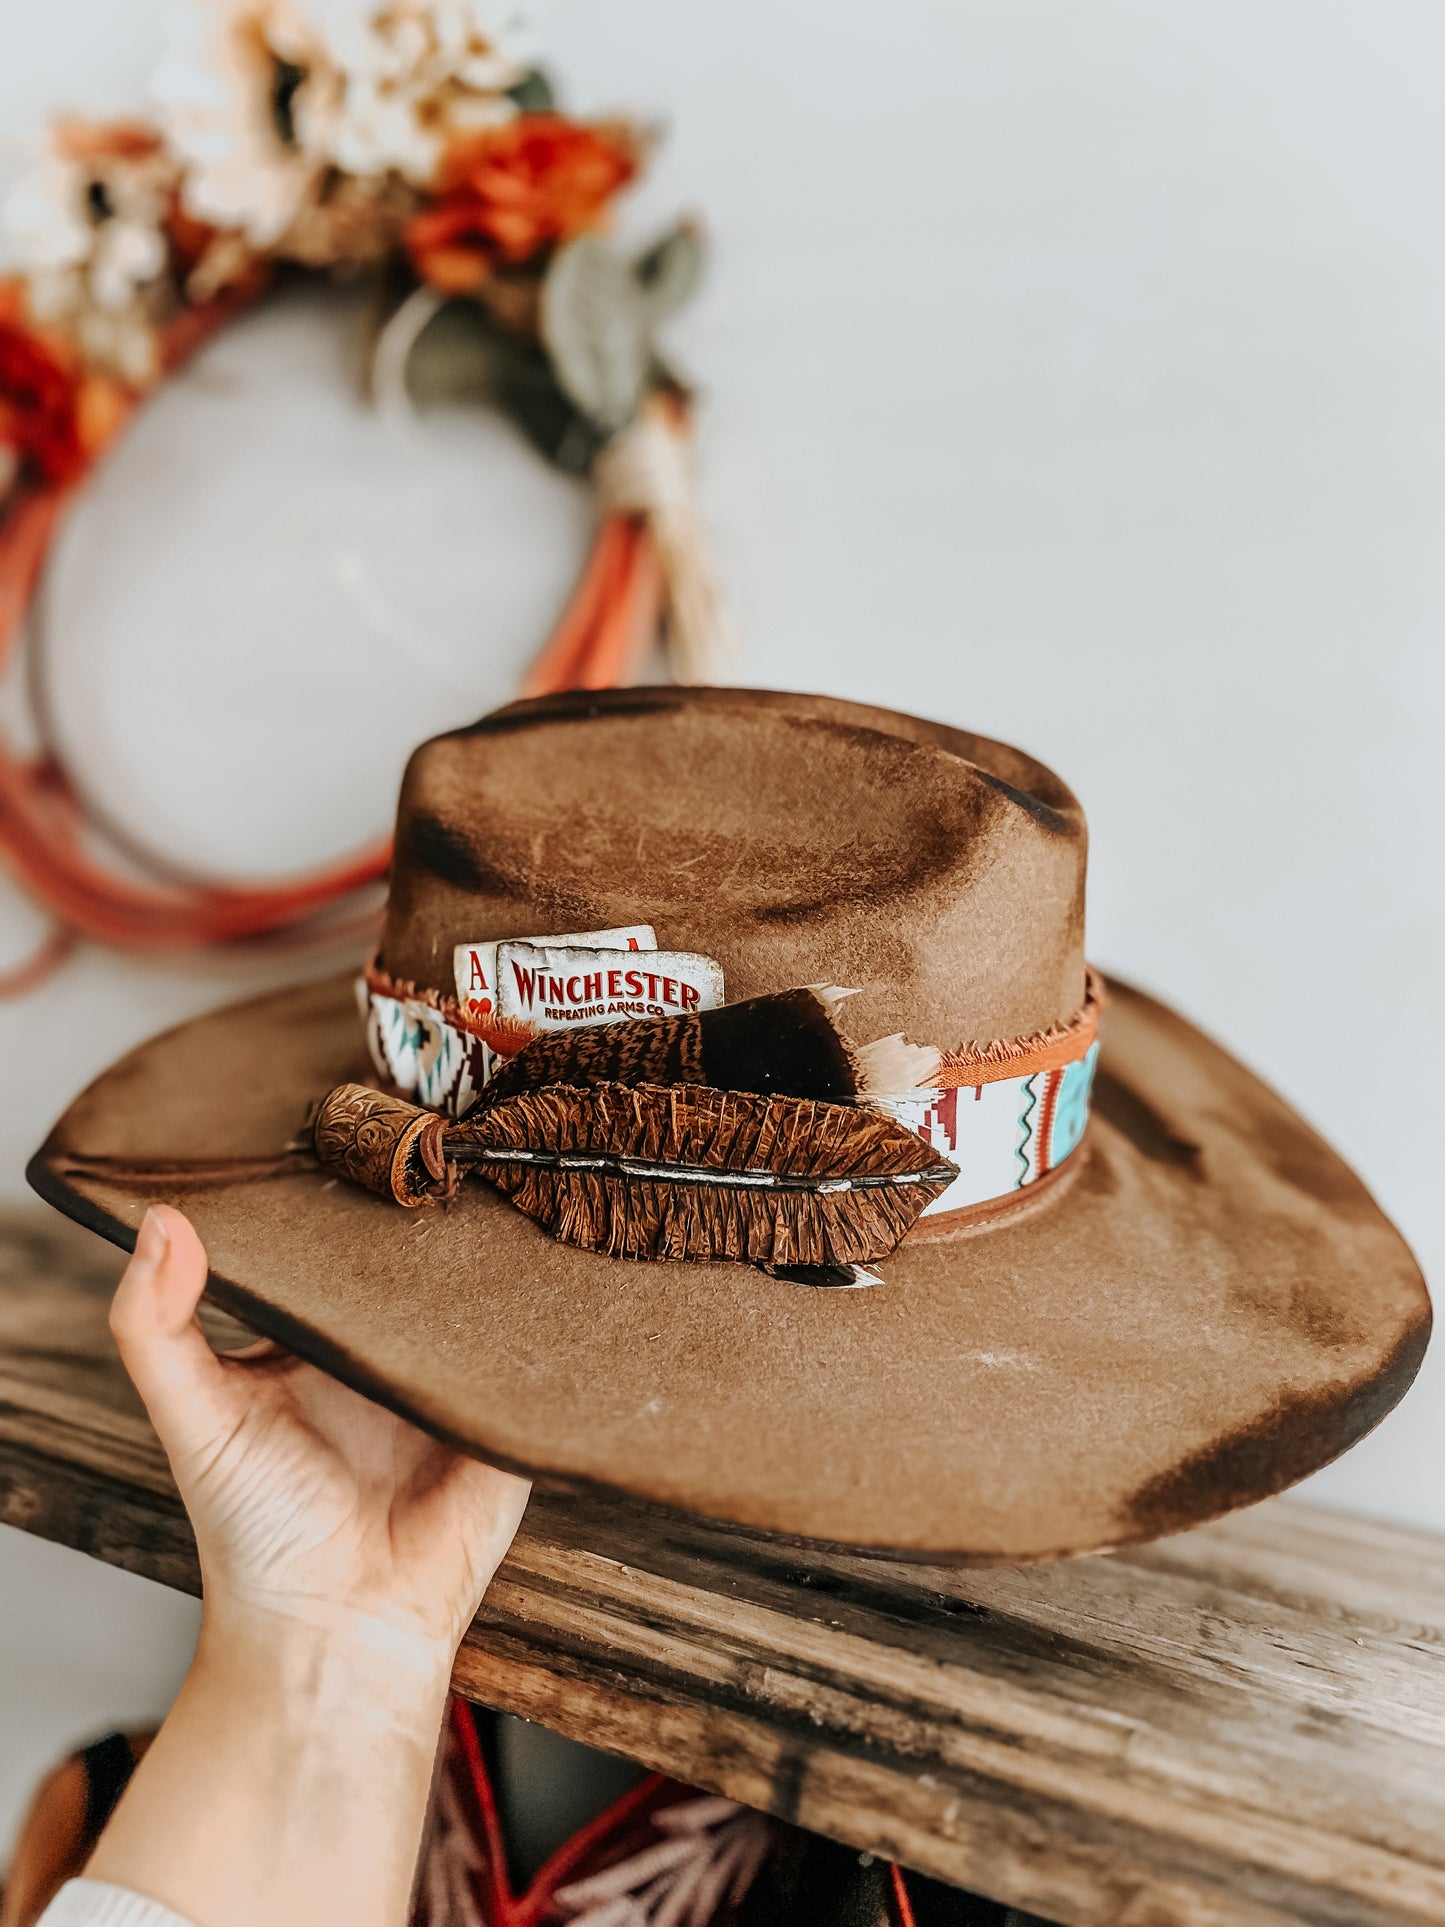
xmin=4 ymin=1206 xmax=1445 ymax=1926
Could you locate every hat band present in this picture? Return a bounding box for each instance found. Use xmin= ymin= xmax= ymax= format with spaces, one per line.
xmin=358 ymin=960 xmax=1102 ymax=1221
xmin=912 ymin=968 xmax=1103 ymax=1217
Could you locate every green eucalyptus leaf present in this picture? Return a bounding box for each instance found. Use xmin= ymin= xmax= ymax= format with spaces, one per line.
xmin=492 ymin=344 xmax=608 ymax=473
xmin=506 ymin=68 xmax=556 ymax=113
xmin=402 ymin=296 xmax=506 ymax=406
xmin=633 ymin=222 xmax=704 ymax=321
xmin=416 ymin=301 xmax=604 ymax=472
xmin=541 ymin=236 xmax=651 ymax=434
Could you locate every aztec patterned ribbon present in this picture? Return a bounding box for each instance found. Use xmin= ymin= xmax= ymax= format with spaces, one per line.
xmin=895 ymin=1047 xmax=1098 ymax=1216
xmin=360 ymin=941 xmax=1101 ymax=1223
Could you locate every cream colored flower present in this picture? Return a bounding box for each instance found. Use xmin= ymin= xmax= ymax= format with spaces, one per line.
xmin=153 ymin=0 xmax=323 ymax=246
xmin=312 ymin=0 xmax=530 ymax=180
xmin=3 ymin=142 xmax=171 ymax=311
xmin=1 ymin=131 xmax=176 ymax=383
xmin=2 ymin=154 xmax=94 ymax=279
xmin=155 ymin=0 xmax=532 ymax=257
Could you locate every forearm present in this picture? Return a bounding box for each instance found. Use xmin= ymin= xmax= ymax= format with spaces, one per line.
xmin=86 ymin=1604 xmax=452 ymax=1927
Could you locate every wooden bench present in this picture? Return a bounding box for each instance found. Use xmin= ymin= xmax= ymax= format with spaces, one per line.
xmin=2 ymin=1206 xmax=1443 ymax=1926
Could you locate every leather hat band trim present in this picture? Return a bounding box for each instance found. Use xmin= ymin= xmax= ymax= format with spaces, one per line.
xmin=358 ymin=957 xmax=1102 ymax=1221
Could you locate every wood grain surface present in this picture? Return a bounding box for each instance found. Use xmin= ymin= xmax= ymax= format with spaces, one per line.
xmin=3 ymin=1206 xmax=1444 ymax=1926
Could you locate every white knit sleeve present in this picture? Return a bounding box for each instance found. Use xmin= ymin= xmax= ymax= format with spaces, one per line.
xmin=36 ymin=1880 xmax=197 ymax=1927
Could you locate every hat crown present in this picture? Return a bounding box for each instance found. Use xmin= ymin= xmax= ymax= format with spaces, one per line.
xmin=380 ymin=687 xmax=1087 ymax=1050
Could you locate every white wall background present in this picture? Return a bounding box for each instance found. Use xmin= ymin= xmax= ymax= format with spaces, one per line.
xmin=2 ymin=0 xmax=1443 ymax=1857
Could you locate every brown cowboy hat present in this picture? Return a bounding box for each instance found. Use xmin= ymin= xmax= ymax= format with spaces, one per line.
xmin=28 ymin=687 xmax=1430 ymax=1561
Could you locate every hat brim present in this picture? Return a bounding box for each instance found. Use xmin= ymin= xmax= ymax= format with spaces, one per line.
xmin=28 ymin=971 xmax=1428 ymax=1561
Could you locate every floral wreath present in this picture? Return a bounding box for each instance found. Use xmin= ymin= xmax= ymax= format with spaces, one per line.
xmin=0 ymin=0 xmax=723 ymax=994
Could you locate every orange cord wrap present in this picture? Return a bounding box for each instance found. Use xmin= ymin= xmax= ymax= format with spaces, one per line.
xmin=0 ymin=297 xmax=664 ymax=990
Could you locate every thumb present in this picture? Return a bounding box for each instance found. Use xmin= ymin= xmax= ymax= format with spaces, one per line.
xmin=110 ymin=1205 xmax=237 ymax=1461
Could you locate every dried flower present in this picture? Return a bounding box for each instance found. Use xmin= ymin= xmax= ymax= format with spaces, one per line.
xmin=1 ymin=122 xmax=179 ymax=383
xmin=155 ymin=0 xmax=532 ymax=261
xmin=406 ymin=113 xmax=638 ymax=294
xmin=310 ymin=0 xmax=529 ymax=181
xmin=153 ymin=2 xmax=323 ymax=247
xmin=280 ymin=169 xmax=421 ymax=268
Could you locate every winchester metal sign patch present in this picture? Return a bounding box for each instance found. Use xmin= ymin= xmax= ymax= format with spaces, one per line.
xmin=494 ymin=944 xmax=724 ymax=1031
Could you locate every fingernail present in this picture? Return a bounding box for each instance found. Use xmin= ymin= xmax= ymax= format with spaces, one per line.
xmin=133 ymin=1207 xmax=170 ymax=1273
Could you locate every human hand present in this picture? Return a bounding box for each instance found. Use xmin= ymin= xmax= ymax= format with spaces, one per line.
xmin=110 ymin=1204 xmax=531 ymax=1666
xmin=89 ymin=1203 xmax=531 ymax=1927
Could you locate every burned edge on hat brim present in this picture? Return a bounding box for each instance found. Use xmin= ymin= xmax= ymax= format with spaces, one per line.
xmin=24 ymin=974 xmax=1432 ymax=1567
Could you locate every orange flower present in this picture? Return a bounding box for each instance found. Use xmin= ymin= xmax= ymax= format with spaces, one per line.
xmin=406 ymin=113 xmax=639 ymax=296
xmin=0 ymin=286 xmax=86 ymax=487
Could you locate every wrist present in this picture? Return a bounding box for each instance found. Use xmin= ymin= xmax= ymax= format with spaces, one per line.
xmin=195 ymin=1591 xmax=456 ymax=1733
xmin=89 ymin=1586 xmax=454 ymax=1927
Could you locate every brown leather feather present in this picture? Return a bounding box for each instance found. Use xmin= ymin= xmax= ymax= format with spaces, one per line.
xmin=451 ymin=1082 xmax=956 ymax=1264
xmin=480 ymin=987 xmax=939 ymax=1108
xmin=483 ymin=1005 xmax=708 ymax=1101
xmin=309 ymin=1080 xmax=956 ymax=1264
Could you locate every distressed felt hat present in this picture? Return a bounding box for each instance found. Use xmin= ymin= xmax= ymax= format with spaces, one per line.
xmin=29 ymin=686 xmax=1430 ymax=1560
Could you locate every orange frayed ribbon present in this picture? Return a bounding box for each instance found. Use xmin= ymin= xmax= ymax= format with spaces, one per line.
xmin=935 ymin=967 xmax=1104 ymax=1088
xmin=363 ymin=956 xmax=537 ymax=1057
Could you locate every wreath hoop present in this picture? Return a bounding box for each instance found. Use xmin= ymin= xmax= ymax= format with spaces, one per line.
xmin=0 ymin=2 xmax=724 ymax=994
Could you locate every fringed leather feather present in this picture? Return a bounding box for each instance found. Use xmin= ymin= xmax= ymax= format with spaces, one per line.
xmin=480 ymin=987 xmax=941 ymax=1108
xmin=458 ymin=1083 xmax=955 ymax=1264
xmin=311 ymin=1081 xmax=956 ymax=1264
